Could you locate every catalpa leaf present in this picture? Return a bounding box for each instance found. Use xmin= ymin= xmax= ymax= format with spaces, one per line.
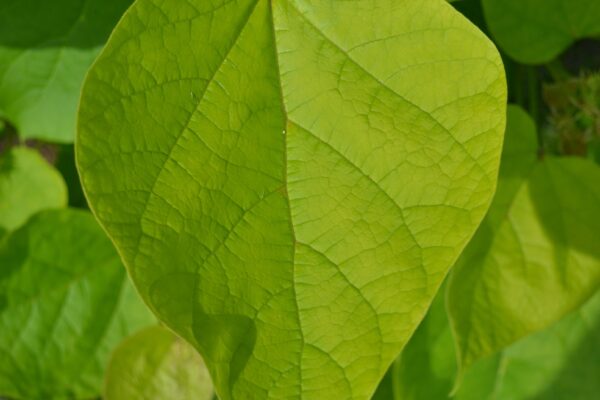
xmin=105 ymin=325 xmax=214 ymax=400
xmin=0 ymin=147 xmax=67 ymax=231
xmin=76 ymin=0 xmax=506 ymax=398
xmin=447 ymin=105 xmax=600 ymax=377
xmin=0 ymin=209 xmax=154 ymax=399
xmin=482 ymin=0 xmax=600 ymax=64
xmin=0 ymin=0 xmax=132 ymax=142
xmin=376 ymin=285 xmax=600 ymax=400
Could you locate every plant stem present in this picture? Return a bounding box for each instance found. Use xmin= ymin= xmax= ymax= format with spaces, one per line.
xmin=526 ymin=66 xmax=545 ymax=154
xmin=514 ymin=65 xmax=526 ymax=108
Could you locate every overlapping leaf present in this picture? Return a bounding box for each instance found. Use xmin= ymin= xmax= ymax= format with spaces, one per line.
xmin=482 ymin=0 xmax=600 ymax=64
xmin=105 ymin=325 xmax=214 ymax=400
xmin=0 ymin=209 xmax=154 ymax=399
xmin=0 ymin=147 xmax=67 ymax=231
xmin=0 ymin=0 xmax=132 ymax=142
xmin=379 ymin=284 xmax=456 ymax=400
xmin=76 ymin=0 xmax=506 ymax=398
xmin=376 ymin=285 xmax=600 ymax=400
xmin=447 ymin=105 xmax=600 ymax=376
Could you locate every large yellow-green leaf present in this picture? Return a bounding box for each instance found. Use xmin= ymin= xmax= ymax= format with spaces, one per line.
xmin=0 ymin=147 xmax=67 ymax=231
xmin=105 ymin=325 xmax=214 ymax=400
xmin=0 ymin=0 xmax=132 ymax=142
xmin=0 ymin=209 xmax=154 ymax=399
xmin=76 ymin=0 xmax=506 ymax=398
xmin=482 ymin=0 xmax=600 ymax=65
xmin=447 ymin=105 xmax=600 ymax=377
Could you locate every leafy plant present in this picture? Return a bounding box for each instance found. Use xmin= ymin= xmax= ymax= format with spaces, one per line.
xmin=0 ymin=0 xmax=599 ymax=399
xmin=76 ymin=0 xmax=506 ymax=398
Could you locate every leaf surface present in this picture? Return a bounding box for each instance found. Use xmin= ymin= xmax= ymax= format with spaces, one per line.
xmin=0 ymin=0 xmax=132 ymax=142
xmin=0 ymin=209 xmax=154 ymax=399
xmin=76 ymin=0 xmax=507 ymax=398
xmin=0 ymin=147 xmax=67 ymax=231
xmin=448 ymin=105 xmax=600 ymax=375
xmin=482 ymin=0 xmax=600 ymax=64
xmin=105 ymin=325 xmax=214 ymax=400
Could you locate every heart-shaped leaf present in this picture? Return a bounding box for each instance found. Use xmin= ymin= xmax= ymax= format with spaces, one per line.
xmin=0 ymin=0 xmax=132 ymax=142
xmin=105 ymin=325 xmax=214 ymax=400
xmin=482 ymin=0 xmax=600 ymax=64
xmin=447 ymin=105 xmax=600 ymax=377
xmin=0 ymin=209 xmax=154 ymax=399
xmin=0 ymin=147 xmax=67 ymax=231
xmin=76 ymin=0 xmax=506 ymax=398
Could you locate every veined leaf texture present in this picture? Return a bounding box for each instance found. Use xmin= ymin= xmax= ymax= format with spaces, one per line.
xmin=77 ymin=0 xmax=507 ymax=398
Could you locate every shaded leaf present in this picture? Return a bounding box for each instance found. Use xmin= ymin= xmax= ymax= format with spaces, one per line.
xmin=0 ymin=147 xmax=67 ymax=231
xmin=0 ymin=0 xmax=133 ymax=142
xmin=482 ymin=0 xmax=600 ymax=64
xmin=447 ymin=105 xmax=600 ymax=375
xmin=485 ymin=290 xmax=600 ymax=399
xmin=378 ymin=285 xmax=600 ymax=400
xmin=0 ymin=209 xmax=154 ymax=399
xmin=76 ymin=0 xmax=506 ymax=398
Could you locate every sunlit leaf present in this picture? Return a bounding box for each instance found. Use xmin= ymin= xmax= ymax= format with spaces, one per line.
xmin=76 ymin=0 xmax=506 ymax=398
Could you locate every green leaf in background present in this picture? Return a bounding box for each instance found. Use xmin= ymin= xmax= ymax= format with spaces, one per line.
xmin=0 ymin=147 xmax=67 ymax=231
xmin=0 ymin=209 xmax=154 ymax=399
xmin=376 ymin=284 xmax=600 ymax=400
xmin=482 ymin=0 xmax=600 ymax=64
xmin=0 ymin=0 xmax=133 ymax=142
xmin=371 ymin=368 xmax=395 ymax=400
xmin=76 ymin=0 xmax=506 ymax=398
xmin=462 ymin=290 xmax=600 ymax=400
xmin=447 ymin=105 xmax=600 ymax=377
xmin=105 ymin=325 xmax=214 ymax=400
